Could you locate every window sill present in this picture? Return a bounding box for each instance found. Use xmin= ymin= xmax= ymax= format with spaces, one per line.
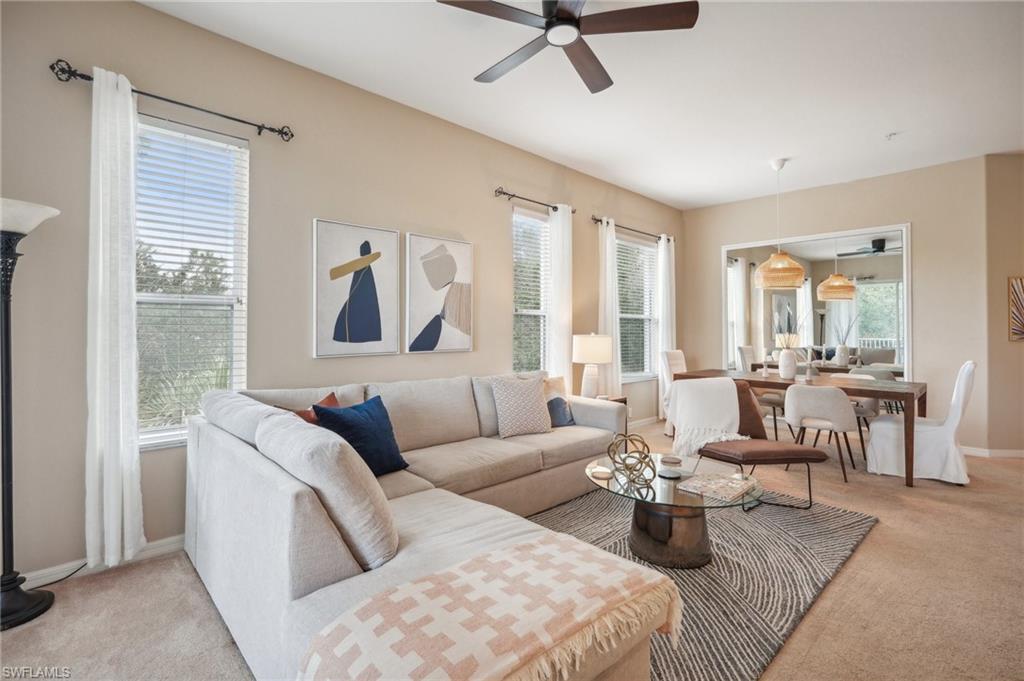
xmin=621 ymin=373 xmax=658 ymax=385
xmin=139 ymin=429 xmax=187 ymax=452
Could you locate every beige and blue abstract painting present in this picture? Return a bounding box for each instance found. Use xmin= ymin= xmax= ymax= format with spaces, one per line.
xmin=406 ymin=233 xmax=473 ymax=353
xmin=314 ymin=219 xmax=400 ymax=357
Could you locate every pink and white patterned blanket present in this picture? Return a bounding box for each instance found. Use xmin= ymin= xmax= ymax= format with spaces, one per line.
xmin=299 ymin=533 xmax=681 ymax=681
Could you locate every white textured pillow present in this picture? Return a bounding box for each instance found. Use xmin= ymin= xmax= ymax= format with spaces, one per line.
xmin=492 ymin=376 xmax=552 ymax=439
xmin=255 ymin=412 xmax=398 ymax=570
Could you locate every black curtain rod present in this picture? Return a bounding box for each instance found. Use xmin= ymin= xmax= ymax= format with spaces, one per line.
xmin=590 ymin=215 xmax=662 ymax=240
xmin=494 ymin=187 xmax=576 ymax=214
xmin=49 ymin=59 xmax=294 ymax=142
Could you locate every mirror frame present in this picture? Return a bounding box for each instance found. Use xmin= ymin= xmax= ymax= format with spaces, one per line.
xmin=720 ymin=223 xmax=913 ymax=380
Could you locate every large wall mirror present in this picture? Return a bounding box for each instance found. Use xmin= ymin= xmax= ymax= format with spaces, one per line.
xmin=721 ymin=224 xmax=912 ymax=378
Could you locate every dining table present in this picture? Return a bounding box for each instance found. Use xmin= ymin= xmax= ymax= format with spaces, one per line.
xmin=750 ymin=361 xmax=905 ymax=378
xmin=673 ymin=369 xmax=928 ymax=487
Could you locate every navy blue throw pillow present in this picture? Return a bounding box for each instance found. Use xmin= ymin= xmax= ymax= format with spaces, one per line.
xmin=313 ymin=397 xmax=407 ymax=477
xmin=547 ymin=396 xmax=576 ymax=427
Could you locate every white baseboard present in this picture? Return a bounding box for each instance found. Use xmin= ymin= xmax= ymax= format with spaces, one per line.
xmin=23 ymin=533 xmax=184 ymax=590
xmin=962 ymin=446 xmax=1024 ymax=459
xmin=628 ymin=416 xmax=659 ymax=428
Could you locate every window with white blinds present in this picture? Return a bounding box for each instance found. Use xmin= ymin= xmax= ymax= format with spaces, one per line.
xmin=135 ymin=117 xmax=249 ymax=445
xmin=512 ymin=208 xmax=551 ymax=372
xmin=617 ymin=236 xmax=657 ymax=377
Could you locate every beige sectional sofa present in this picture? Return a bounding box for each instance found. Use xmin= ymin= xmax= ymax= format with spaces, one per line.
xmin=185 ymin=373 xmax=666 ymax=680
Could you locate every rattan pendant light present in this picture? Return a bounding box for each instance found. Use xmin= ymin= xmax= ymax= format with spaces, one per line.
xmin=817 ymin=239 xmax=856 ymax=300
xmin=754 ymin=159 xmax=805 ymax=290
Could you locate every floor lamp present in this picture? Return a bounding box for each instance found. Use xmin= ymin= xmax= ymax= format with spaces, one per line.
xmin=1 ymin=198 xmax=60 ymax=630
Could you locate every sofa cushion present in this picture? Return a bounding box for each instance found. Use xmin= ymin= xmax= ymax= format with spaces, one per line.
xmin=403 ymin=438 xmax=543 ymax=494
xmin=506 ymin=425 xmax=615 ymax=469
xmin=242 ymin=384 xmax=365 ymax=411
xmin=201 ymin=390 xmax=284 ymax=447
xmin=472 ymin=371 xmax=547 ymax=437
xmin=367 ymin=377 xmax=479 ymax=451
xmin=492 ymin=375 xmax=552 ymax=439
xmin=282 ymin=489 xmax=549 ymax=673
xmin=254 ymin=412 xmax=398 ymax=570
xmin=314 ymin=397 xmax=407 ymax=477
xmin=377 ymin=470 xmax=434 ymax=500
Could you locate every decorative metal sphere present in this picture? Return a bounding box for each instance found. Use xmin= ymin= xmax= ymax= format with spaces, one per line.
xmin=607 ymin=433 xmax=656 ymax=487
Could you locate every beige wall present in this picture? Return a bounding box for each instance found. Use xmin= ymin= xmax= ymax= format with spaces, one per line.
xmin=984 ymin=155 xmax=1024 ymax=452
xmin=1 ymin=2 xmax=683 ymax=572
xmin=681 ymin=157 xmax=994 ymax=447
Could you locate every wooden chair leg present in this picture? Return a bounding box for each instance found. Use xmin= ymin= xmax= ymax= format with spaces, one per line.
xmin=812 ymin=430 xmax=821 ymax=447
xmin=797 ymin=426 xmax=807 ymax=444
xmin=856 ymin=418 xmax=867 ymax=461
xmin=843 ymin=432 xmax=857 ymax=470
xmin=771 ymin=407 xmax=779 ymax=440
xmin=834 ymin=431 xmax=849 ymax=482
xmin=787 ymin=423 xmax=796 ymax=440
xmin=827 ymin=430 xmax=833 ymax=444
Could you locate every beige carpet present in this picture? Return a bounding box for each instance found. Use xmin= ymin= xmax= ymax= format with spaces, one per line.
xmin=2 ymin=422 xmax=1021 ymax=681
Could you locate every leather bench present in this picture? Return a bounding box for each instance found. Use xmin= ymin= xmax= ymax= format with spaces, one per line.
xmin=697 ymin=380 xmax=828 ymax=509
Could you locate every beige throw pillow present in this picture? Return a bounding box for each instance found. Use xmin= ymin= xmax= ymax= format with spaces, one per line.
xmin=492 ymin=376 xmax=552 ymax=439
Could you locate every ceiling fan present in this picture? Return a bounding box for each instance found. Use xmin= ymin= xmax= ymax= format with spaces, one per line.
xmin=837 ymin=238 xmax=903 ymax=258
xmin=437 ymin=0 xmax=700 ymax=93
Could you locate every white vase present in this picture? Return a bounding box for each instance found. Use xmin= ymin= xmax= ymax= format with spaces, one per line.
xmin=835 ymin=344 xmax=850 ymax=367
xmin=778 ymin=348 xmax=798 ymax=380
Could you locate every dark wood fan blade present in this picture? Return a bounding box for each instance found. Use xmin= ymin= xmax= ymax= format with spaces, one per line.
xmin=438 ymin=1 xmax=547 ymax=29
xmin=475 ymin=35 xmax=549 ymax=82
xmin=580 ymin=1 xmax=699 ymax=35
xmin=542 ymin=0 xmax=558 ymax=18
xmin=556 ymin=0 xmax=587 ymax=19
xmin=562 ymin=38 xmax=612 ymax=93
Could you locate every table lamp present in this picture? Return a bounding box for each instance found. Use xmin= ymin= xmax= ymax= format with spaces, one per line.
xmin=572 ymin=333 xmax=612 ymax=399
xmin=1 ymin=198 xmax=60 ymax=630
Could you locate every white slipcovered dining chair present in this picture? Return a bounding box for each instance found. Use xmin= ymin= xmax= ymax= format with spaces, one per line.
xmin=784 ymin=385 xmax=859 ymax=482
xmin=661 ymin=350 xmax=688 ymax=435
xmin=866 ymin=361 xmax=976 ymax=485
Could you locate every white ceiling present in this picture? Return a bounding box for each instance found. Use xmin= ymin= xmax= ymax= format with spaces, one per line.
xmin=148 ymin=1 xmax=1023 ymax=209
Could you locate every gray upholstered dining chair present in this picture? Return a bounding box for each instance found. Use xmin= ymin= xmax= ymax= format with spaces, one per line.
xmin=850 ymin=366 xmax=901 ymax=414
xmin=784 ymin=385 xmax=859 ymax=482
xmin=737 ymin=344 xmax=791 ymax=441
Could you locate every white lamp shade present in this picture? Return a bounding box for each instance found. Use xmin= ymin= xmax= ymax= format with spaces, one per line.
xmin=572 ymin=334 xmax=613 ymax=365
xmin=2 ymin=198 xmax=60 ymax=235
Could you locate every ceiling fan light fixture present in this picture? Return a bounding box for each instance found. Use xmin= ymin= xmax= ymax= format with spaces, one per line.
xmin=816 ymin=273 xmax=857 ymax=301
xmin=546 ymin=21 xmax=580 ymax=46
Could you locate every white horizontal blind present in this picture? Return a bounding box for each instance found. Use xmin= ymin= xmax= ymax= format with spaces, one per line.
xmin=617 ymin=236 xmax=657 ymax=376
xmin=512 ymin=208 xmax=551 ymax=372
xmin=135 ymin=118 xmax=249 ymax=442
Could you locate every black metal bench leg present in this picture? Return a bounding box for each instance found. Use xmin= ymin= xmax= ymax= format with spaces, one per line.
xmin=755 ymin=463 xmax=815 ymax=510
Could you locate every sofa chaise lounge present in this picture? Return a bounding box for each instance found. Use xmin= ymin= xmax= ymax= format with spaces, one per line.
xmin=185 ymin=373 xmax=671 ymax=680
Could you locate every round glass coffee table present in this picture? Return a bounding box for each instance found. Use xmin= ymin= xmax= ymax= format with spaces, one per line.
xmin=585 ymin=452 xmax=762 ymax=569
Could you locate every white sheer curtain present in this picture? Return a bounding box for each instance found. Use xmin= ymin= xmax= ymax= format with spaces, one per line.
xmin=825 ymin=299 xmax=860 ymax=348
xmin=797 ymin=278 xmax=814 ymax=347
xmin=749 ymin=263 xmax=765 ymax=361
xmin=545 ymin=204 xmax=573 ymax=381
xmin=597 ymin=217 xmax=622 ymax=396
xmin=654 ymin=235 xmax=676 ymax=419
xmin=85 ymin=67 xmax=146 ymax=567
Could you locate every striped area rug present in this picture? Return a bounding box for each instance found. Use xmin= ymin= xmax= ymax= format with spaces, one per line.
xmin=529 ymin=491 xmax=876 ymax=681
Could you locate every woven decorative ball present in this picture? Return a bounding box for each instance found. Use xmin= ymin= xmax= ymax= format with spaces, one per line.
xmin=607 ymin=433 xmax=656 ymax=486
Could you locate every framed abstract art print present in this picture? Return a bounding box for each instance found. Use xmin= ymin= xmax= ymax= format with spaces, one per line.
xmin=405 ymin=233 xmax=473 ymax=353
xmin=313 ymin=219 xmax=400 ymax=357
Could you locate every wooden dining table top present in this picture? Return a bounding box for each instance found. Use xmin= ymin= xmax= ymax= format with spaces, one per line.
xmin=673 ymin=369 xmax=927 ymax=400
